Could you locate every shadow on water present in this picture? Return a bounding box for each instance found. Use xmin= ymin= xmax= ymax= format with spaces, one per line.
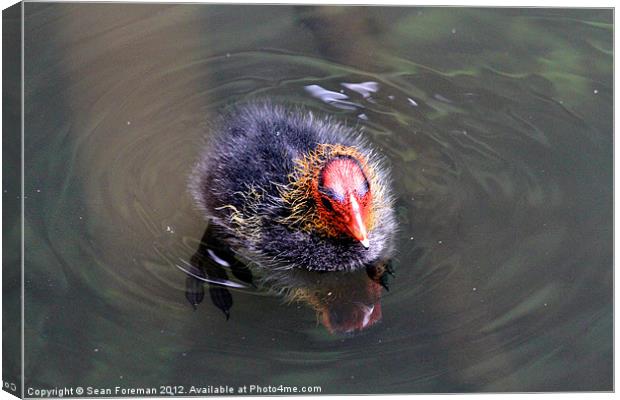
xmin=22 ymin=3 xmax=612 ymax=393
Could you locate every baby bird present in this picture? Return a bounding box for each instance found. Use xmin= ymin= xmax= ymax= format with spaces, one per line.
xmin=189 ymin=102 xmax=397 ymax=275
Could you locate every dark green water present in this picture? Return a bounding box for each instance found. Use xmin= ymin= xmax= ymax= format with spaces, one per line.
xmin=19 ymin=3 xmax=612 ymax=394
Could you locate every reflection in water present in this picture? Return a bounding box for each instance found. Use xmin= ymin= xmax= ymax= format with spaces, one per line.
xmin=342 ymin=81 xmax=379 ymax=100
xmin=184 ymin=224 xmax=392 ymax=334
xmin=304 ymin=84 xmax=360 ymax=110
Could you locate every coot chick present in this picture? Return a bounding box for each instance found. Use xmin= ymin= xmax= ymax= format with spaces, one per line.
xmin=189 ymin=102 xmax=396 ymax=274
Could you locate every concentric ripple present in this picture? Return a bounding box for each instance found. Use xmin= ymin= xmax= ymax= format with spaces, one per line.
xmin=22 ymin=5 xmax=611 ymax=392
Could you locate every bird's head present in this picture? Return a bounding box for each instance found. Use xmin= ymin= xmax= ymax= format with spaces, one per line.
xmin=315 ymin=155 xmax=373 ymax=248
xmin=283 ymin=144 xmax=378 ymax=248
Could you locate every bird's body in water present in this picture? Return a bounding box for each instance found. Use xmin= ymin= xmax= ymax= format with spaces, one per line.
xmin=187 ymin=101 xmax=397 ymax=333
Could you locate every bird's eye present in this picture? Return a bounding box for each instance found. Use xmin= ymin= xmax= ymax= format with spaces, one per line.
xmin=321 ymin=196 xmax=334 ymax=211
xmin=321 ymin=187 xmax=345 ymax=203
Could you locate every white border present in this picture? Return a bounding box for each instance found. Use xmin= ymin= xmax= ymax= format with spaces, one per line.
xmin=0 ymin=2 xmax=616 ymax=400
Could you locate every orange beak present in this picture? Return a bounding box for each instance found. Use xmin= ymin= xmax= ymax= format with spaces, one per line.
xmin=347 ymin=194 xmax=370 ymax=248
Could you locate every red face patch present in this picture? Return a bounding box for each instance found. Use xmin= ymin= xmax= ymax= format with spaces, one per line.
xmin=316 ymin=156 xmax=373 ymax=247
xmin=320 ymin=157 xmax=369 ymax=201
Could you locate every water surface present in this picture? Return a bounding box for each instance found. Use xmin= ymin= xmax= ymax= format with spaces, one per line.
xmin=21 ymin=4 xmax=612 ymax=393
